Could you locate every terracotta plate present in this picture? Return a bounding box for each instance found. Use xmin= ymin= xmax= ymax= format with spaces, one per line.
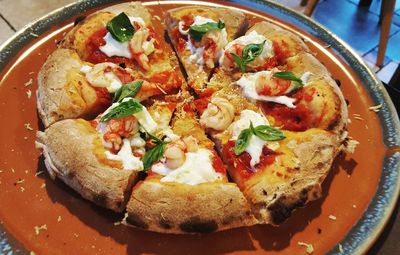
xmin=0 ymin=0 xmax=399 ymax=254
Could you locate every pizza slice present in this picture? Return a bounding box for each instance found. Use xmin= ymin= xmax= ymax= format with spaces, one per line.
xmin=37 ymin=48 xmax=182 ymax=127
xmin=198 ymin=88 xmax=342 ymax=224
xmin=126 ymin=103 xmax=256 ymax=233
xmin=165 ymin=6 xmax=248 ymax=93
xmin=217 ymin=21 xmax=310 ymax=74
xmin=205 ymin=51 xmax=347 ymax=135
xmin=36 ymin=98 xmax=176 ymax=212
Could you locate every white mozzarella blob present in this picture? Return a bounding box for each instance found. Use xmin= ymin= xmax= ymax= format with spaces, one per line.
xmin=236 ymin=71 xmax=297 ymax=108
xmin=134 ymin=106 xmax=158 ymax=133
xmin=300 ymin=71 xmax=313 ymax=85
xmin=151 ymin=148 xmax=222 ymax=185
xmin=229 ymin=110 xmax=270 ymax=168
xmin=84 ymin=63 xmax=123 ymax=93
xmin=182 ymin=16 xmax=227 ymax=67
xmin=219 ymin=31 xmax=274 ymax=69
xmin=105 ymin=139 xmax=143 ymax=171
xmin=99 ymin=33 xmax=132 ymax=59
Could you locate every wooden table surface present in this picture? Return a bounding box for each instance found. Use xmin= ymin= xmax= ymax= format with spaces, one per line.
xmin=0 ymin=0 xmax=398 ymax=254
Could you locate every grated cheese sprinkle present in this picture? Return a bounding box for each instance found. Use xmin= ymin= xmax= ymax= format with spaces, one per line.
xmin=24 ymin=123 xmax=33 ymax=131
xmin=339 ymin=243 xmax=344 ymax=253
xmin=329 ymin=215 xmax=337 ymax=221
xmin=26 ymin=90 xmax=32 ymax=99
xmin=34 ymin=224 xmax=47 ymax=235
xmin=24 ymin=78 xmax=33 ymax=87
xmin=298 ymin=242 xmax=314 ymax=254
xmin=369 ymin=104 xmax=382 ymax=113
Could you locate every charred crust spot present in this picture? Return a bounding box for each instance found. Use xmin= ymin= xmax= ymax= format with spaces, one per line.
xmin=74 ymin=16 xmax=86 ymax=26
xmin=126 ymin=213 xmax=148 ymax=229
xmin=262 ymin=189 xmax=268 ymax=196
xmin=66 ymin=170 xmax=76 ymax=179
xmin=179 ymin=217 xmax=218 ymax=233
xmin=268 ymin=188 xmax=311 ymax=224
xmin=93 ymin=192 xmax=107 ymax=207
xmin=159 ymin=217 xmax=172 ymax=229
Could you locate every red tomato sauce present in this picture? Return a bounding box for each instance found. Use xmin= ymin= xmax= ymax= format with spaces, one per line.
xmin=222 ymin=141 xmax=277 ymax=180
xmin=212 ymin=151 xmax=227 ymax=175
xmin=85 ymin=28 xmax=131 ymax=65
xmin=262 ymin=87 xmax=316 ymax=131
xmin=194 ymin=97 xmax=210 ymax=115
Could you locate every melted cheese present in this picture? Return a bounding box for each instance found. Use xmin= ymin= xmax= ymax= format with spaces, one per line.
xmin=236 ymin=71 xmax=296 ymax=108
xmin=134 ymin=106 xmax=158 ymax=133
xmin=182 ymin=16 xmax=228 ymax=67
xmin=82 ymin=63 xmax=123 ymax=93
xmin=152 ymin=148 xmax=222 ymax=185
xmin=100 ymin=98 xmax=157 ymax=133
xmin=100 ymin=33 xmax=132 ymax=59
xmin=105 ymin=139 xmax=143 ymax=171
xmin=229 ymin=110 xmax=271 ymax=168
xmin=99 ymin=16 xmax=148 ymax=59
xmin=219 ymin=30 xmax=274 ymax=69
xmin=300 ymin=71 xmax=313 ymax=85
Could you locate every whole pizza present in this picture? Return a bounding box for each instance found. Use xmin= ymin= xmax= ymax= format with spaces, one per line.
xmin=35 ymin=2 xmax=354 ymax=234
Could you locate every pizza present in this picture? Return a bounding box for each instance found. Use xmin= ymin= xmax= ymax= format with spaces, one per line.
xmin=35 ymin=2 xmax=353 ymax=234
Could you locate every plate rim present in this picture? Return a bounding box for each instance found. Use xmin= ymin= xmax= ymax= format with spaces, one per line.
xmin=0 ymin=0 xmax=399 ymax=254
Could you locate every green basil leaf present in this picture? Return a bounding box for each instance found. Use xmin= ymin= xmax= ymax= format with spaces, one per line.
xmin=146 ymin=131 xmax=163 ymax=144
xmin=231 ymin=41 xmax=265 ymax=73
xmin=242 ymin=41 xmax=265 ymax=63
xmin=113 ymin=80 xmax=143 ymax=103
xmin=234 ymin=128 xmax=253 ymax=155
xmin=100 ymin=99 xmax=143 ymax=122
xmin=272 ymin=71 xmax=303 ymax=85
xmin=106 ymin=12 xmax=135 ymax=42
xmin=189 ymin=20 xmax=225 ymax=42
xmin=231 ymin=53 xmax=246 ymax=73
xmin=253 ymin=125 xmax=286 ymax=141
xmin=142 ymin=142 xmax=167 ymax=171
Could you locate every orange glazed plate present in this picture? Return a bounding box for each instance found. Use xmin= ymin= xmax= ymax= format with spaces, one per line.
xmin=0 ymin=1 xmax=399 ymax=254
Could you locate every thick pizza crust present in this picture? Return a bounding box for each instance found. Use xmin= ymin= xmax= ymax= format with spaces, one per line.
xmin=36 ymin=119 xmax=139 ymax=212
xmin=240 ymin=129 xmax=340 ymax=224
xmin=37 ymin=48 xmax=99 ymax=127
xmin=61 ymin=2 xmax=151 ymax=61
xmin=126 ymin=178 xmax=257 ymax=233
xmin=248 ymin=21 xmax=310 ymax=60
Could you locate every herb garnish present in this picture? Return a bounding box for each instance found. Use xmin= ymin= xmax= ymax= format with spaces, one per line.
xmin=272 ymin=71 xmax=304 ymax=91
xmin=234 ymin=122 xmax=285 ymax=155
xmin=106 ymin=12 xmax=135 ymax=42
xmin=231 ymin=41 xmax=265 ymax=73
xmin=100 ymin=99 xmax=143 ymax=122
xmin=113 ymin=80 xmax=143 ymax=103
xmin=189 ymin=20 xmax=225 ymax=42
xmin=142 ymin=132 xmax=168 ymax=171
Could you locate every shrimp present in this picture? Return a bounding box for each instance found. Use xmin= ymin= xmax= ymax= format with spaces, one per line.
xmin=129 ymin=28 xmax=155 ymax=71
xmin=85 ymin=63 xmax=122 ymax=89
xmin=164 ymin=136 xmax=199 ymax=169
xmin=102 ymin=116 xmax=139 ymax=153
xmin=200 ymin=97 xmax=235 ymax=131
xmin=255 ymin=71 xmax=291 ymax=96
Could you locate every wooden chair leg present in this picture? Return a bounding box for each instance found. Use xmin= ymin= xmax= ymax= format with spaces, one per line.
xmin=376 ymin=0 xmax=395 ymax=67
xmin=304 ymin=0 xmax=319 ymax=17
xmin=300 ymin=0 xmax=308 ymax=7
